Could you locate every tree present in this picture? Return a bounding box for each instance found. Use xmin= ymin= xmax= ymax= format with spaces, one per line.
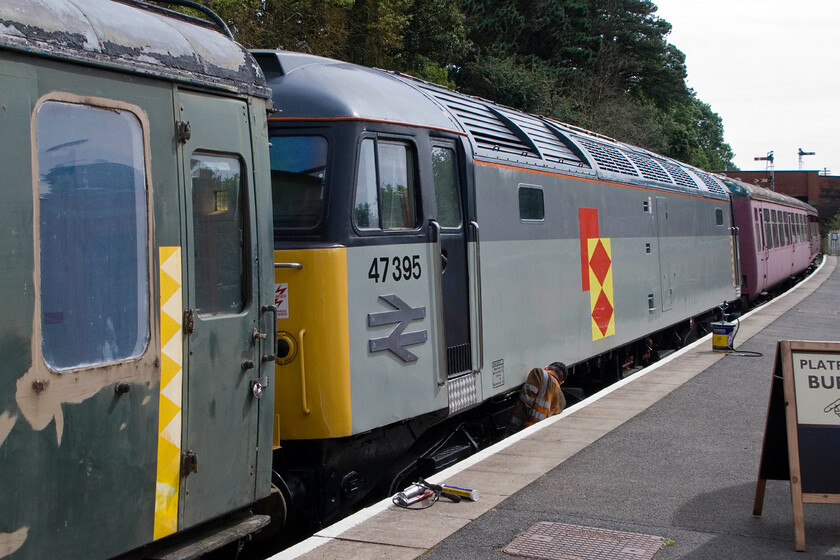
xmin=186 ymin=0 xmax=737 ymax=170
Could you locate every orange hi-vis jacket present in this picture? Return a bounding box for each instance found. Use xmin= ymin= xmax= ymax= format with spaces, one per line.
xmin=509 ymin=367 xmax=566 ymax=430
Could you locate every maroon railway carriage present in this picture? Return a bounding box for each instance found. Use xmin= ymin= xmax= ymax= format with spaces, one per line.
xmin=724 ymin=178 xmax=819 ymax=302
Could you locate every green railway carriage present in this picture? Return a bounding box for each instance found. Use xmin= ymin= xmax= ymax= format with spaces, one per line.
xmin=254 ymin=51 xmax=741 ymax=527
xmin=0 ymin=1 xmax=275 ymax=558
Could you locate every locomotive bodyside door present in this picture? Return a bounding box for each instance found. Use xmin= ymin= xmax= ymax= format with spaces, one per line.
xmin=655 ymin=197 xmax=673 ymax=312
xmin=177 ymin=90 xmax=272 ymax=527
xmin=430 ymin=142 xmax=473 ymax=382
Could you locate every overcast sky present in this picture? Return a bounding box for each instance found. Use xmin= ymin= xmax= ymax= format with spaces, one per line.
xmin=653 ymin=0 xmax=840 ymax=174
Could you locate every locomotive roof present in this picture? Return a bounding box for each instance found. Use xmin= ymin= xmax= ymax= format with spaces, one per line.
xmin=254 ymin=50 xmax=730 ymax=200
xmin=252 ymin=50 xmax=460 ymax=132
xmin=719 ymin=176 xmax=817 ymax=213
xmin=0 ymin=0 xmax=269 ymax=98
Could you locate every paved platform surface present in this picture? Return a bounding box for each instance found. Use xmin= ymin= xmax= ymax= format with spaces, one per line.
xmin=275 ymin=256 xmax=839 ymax=560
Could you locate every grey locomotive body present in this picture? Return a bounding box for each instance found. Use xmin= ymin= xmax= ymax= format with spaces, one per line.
xmin=258 ymin=50 xmax=741 ymax=526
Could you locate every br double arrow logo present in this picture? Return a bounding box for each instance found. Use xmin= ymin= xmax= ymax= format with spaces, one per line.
xmin=367 ymin=294 xmax=427 ymax=362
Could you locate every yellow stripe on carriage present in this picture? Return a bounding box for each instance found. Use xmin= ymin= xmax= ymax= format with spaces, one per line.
xmin=155 ymin=247 xmax=183 ymax=540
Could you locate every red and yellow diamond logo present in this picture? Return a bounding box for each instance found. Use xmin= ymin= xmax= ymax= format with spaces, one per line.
xmin=588 ymin=238 xmax=615 ymax=339
xmin=579 ymin=208 xmax=615 ymax=340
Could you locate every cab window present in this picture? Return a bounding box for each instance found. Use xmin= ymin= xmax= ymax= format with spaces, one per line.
xmin=432 ymin=146 xmax=462 ymax=228
xmin=270 ymin=136 xmax=327 ymax=231
xmin=354 ymin=138 xmax=419 ymax=230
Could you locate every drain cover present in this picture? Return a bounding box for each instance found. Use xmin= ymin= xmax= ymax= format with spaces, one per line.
xmin=503 ymin=522 xmax=664 ymax=560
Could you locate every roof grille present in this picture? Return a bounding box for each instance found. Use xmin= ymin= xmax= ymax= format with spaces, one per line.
xmin=576 ymin=138 xmax=638 ymax=176
xmin=492 ymin=107 xmax=588 ymax=167
xmin=623 ymin=152 xmax=672 ymax=183
xmin=661 ymin=161 xmax=698 ymax=188
xmin=414 ymin=85 xmax=539 ymax=158
xmin=692 ymin=169 xmax=728 ymax=196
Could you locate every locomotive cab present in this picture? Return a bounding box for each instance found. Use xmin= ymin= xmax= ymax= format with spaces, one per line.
xmin=254 ymin=50 xmax=485 ymax=524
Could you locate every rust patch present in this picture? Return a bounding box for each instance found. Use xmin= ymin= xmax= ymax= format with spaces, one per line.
xmin=503 ymin=522 xmax=664 ymax=560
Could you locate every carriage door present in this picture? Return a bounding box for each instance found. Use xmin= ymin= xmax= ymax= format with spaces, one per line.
xmin=178 ymin=91 xmax=264 ymax=527
xmin=431 ymin=143 xmax=472 ymax=379
xmin=759 ymin=207 xmax=770 ymax=292
xmin=655 ymin=197 xmax=672 ymax=312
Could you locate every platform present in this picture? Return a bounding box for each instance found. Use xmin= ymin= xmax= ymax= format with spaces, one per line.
xmin=272 ymin=256 xmax=840 ymax=560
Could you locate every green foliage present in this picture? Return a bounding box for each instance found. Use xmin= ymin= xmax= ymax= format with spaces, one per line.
xmin=452 ymin=0 xmax=734 ymax=169
xmin=826 ymin=211 xmax=840 ymax=235
xmin=190 ymin=0 xmax=736 ymax=170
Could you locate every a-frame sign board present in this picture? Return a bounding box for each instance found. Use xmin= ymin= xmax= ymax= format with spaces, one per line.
xmin=754 ymin=340 xmax=840 ymax=551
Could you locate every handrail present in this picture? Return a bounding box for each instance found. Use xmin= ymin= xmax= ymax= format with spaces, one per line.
xmin=275 ymin=262 xmax=303 ymax=269
xmin=261 ymin=305 xmax=278 ymax=362
xmin=128 ymin=0 xmax=234 ymax=38
xmin=430 ymin=220 xmax=447 ymax=387
xmin=299 ymin=329 xmax=310 ymax=414
xmin=470 ymin=221 xmax=484 ymax=374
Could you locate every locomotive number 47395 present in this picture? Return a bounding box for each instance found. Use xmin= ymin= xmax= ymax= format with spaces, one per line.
xmin=368 ymin=255 xmax=422 ymax=283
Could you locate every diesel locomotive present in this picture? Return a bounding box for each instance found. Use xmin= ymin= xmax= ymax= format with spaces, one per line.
xmin=0 ymin=1 xmax=821 ymax=558
xmin=251 ymin=51 xmax=800 ymax=532
xmin=253 ymin=50 xmax=818 ymax=533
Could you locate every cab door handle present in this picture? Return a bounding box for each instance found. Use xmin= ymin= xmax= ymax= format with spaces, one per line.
xmin=261 ymin=304 xmax=278 ymax=362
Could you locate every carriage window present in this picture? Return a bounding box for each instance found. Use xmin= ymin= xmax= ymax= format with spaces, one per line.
xmin=37 ymin=101 xmax=149 ymax=371
xmin=784 ymin=212 xmax=791 ymax=245
xmin=715 ymin=208 xmax=724 ymax=226
xmin=519 ymin=185 xmax=545 ymax=221
xmin=771 ymin=209 xmax=779 ymax=248
xmin=270 ymin=136 xmax=327 ymax=230
xmin=432 ymin=146 xmax=461 ymax=228
xmin=778 ymin=212 xmax=783 ymax=246
xmin=754 ymin=210 xmax=762 ymax=252
xmin=191 ymin=154 xmax=247 ymax=315
xmin=763 ymin=209 xmax=771 ymax=249
xmin=354 ymin=138 xmax=418 ymax=230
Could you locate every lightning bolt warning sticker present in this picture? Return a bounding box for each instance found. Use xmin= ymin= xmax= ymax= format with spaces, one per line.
xmin=275 ymin=283 xmax=289 ymax=319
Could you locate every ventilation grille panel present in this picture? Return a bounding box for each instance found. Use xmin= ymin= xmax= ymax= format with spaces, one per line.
xmin=661 ymin=161 xmax=698 ymax=188
xmin=624 ymin=152 xmax=672 ymax=183
xmin=493 ymin=106 xmax=587 ymax=167
xmin=692 ymin=169 xmax=728 ymax=195
xmin=576 ymin=138 xmax=638 ymax=176
xmin=415 ymin=85 xmax=539 ymax=158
